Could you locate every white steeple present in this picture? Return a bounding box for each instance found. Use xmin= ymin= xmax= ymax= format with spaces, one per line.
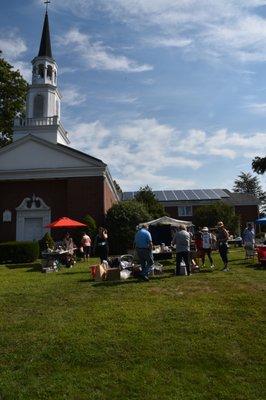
xmin=13 ymin=10 xmax=70 ymax=145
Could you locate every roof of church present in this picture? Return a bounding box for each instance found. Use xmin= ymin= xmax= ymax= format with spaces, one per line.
xmin=57 ymin=143 xmax=106 ymax=166
xmin=38 ymin=11 xmax=53 ymax=58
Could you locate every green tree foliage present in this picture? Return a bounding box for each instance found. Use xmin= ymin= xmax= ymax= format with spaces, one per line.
xmin=252 ymin=157 xmax=266 ymax=175
xmin=0 ymin=52 xmax=28 ymax=147
xmin=106 ymin=200 xmax=151 ymax=254
xmin=233 ymin=172 xmax=265 ymax=204
xmin=193 ymin=202 xmax=239 ymax=234
xmin=83 ymin=214 xmax=97 ymax=239
xmin=135 ymin=185 xmax=166 ymax=219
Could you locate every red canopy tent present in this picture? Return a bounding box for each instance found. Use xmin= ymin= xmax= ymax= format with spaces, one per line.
xmin=45 ymin=217 xmax=87 ymax=229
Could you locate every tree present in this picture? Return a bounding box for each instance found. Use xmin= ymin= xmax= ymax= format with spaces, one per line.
xmin=233 ymin=172 xmax=265 ymax=201
xmin=252 ymin=157 xmax=266 ymax=175
xmin=193 ymin=203 xmax=239 ymax=234
xmin=135 ymin=185 xmax=166 ymax=219
xmin=0 ymin=51 xmax=28 ymax=147
xmin=83 ymin=214 xmax=97 ymax=239
xmin=106 ymin=200 xmax=151 ymax=254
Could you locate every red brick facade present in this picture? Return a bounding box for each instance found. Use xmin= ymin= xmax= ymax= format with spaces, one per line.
xmin=0 ymin=176 xmax=117 ymax=242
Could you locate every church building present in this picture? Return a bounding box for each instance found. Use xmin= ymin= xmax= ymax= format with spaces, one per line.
xmin=0 ymin=11 xmax=119 ymax=242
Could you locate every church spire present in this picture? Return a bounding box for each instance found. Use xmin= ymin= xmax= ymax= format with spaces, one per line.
xmin=38 ymin=11 xmax=53 ymax=58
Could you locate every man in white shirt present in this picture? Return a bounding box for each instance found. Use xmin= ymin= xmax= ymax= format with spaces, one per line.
xmin=201 ymin=227 xmax=215 ymax=268
xmin=171 ymin=224 xmax=191 ymax=276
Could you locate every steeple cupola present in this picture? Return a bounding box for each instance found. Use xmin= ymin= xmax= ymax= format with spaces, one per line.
xmin=32 ymin=11 xmax=57 ymax=87
xmin=13 ymin=8 xmax=69 ymax=146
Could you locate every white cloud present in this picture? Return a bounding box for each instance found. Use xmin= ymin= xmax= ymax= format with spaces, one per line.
xmin=66 ymin=117 xmax=266 ymax=190
xmin=175 ymin=128 xmax=266 ymax=159
xmin=147 ymin=37 xmax=192 ymax=48
xmin=245 ymin=102 xmax=266 ymax=114
xmin=61 ymin=85 xmax=87 ymax=106
xmin=69 ymin=118 xmax=201 ymax=190
xmin=52 ymin=1 xmax=266 ymax=63
xmin=0 ymin=32 xmax=27 ymax=59
xmin=58 ymin=28 xmax=153 ymax=73
xmin=0 ymin=31 xmax=31 ymax=81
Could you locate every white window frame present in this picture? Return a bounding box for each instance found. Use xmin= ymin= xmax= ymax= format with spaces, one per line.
xmin=178 ymin=206 xmax=193 ymax=217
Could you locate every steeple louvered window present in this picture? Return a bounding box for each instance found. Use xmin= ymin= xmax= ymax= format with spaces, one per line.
xmin=33 ymin=94 xmax=44 ymax=118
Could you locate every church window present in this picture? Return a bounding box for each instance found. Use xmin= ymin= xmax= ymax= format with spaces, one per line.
xmin=47 ymin=65 xmax=53 ymax=80
xmin=56 ymin=100 xmax=59 ymax=116
xmin=33 ymin=94 xmax=44 ymax=118
xmin=38 ymin=64 xmax=45 ymax=79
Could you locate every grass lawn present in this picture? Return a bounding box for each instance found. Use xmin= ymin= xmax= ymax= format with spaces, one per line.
xmin=0 ymin=248 xmax=265 ymax=400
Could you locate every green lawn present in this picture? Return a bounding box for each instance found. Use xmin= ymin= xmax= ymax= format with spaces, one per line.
xmin=0 ymin=249 xmax=265 ymax=400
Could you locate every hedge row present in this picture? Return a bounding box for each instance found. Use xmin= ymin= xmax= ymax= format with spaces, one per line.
xmin=0 ymin=241 xmax=39 ymax=264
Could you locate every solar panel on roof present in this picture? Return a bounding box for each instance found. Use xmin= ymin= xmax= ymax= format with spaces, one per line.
xmin=163 ymin=190 xmax=177 ymax=201
xmin=173 ymin=190 xmax=188 ymax=200
xmin=202 ymin=189 xmax=220 ymax=200
xmin=183 ymin=190 xmax=198 ymax=200
xmin=213 ymin=189 xmax=230 ymax=198
xmin=193 ymin=189 xmax=209 ymax=200
xmin=153 ymin=191 xmax=166 ymax=201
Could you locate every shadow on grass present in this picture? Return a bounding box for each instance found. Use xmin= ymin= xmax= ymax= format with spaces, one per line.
xmin=5 ymin=262 xmax=41 ymax=270
xmin=245 ymin=263 xmax=266 ymax=270
xmin=82 ymin=273 xmax=187 ymax=287
xmin=26 ymin=267 xmax=42 ymax=273
xmin=59 ymin=270 xmax=90 ymax=276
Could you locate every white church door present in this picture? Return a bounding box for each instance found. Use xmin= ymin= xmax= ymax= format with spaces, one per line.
xmin=24 ymin=218 xmax=43 ymax=241
xmin=16 ymin=195 xmax=51 ymax=241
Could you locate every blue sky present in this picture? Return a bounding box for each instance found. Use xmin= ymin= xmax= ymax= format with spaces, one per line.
xmin=1 ymin=0 xmax=265 ymax=191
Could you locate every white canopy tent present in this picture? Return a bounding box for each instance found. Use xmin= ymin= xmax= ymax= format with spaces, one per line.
xmin=139 ymin=216 xmax=193 ymax=228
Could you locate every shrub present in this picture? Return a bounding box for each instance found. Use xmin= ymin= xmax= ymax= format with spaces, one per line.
xmin=193 ymin=202 xmax=240 ymax=235
xmin=39 ymin=232 xmax=55 ymax=254
xmin=0 ymin=241 xmax=39 ymax=264
xmin=106 ymin=200 xmax=151 ymax=254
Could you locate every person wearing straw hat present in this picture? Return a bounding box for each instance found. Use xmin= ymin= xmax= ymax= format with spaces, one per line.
xmin=201 ymin=227 xmax=215 ymax=269
xmin=216 ymin=221 xmax=230 ymax=271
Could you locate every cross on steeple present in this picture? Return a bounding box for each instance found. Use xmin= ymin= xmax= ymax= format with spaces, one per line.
xmin=44 ymin=0 xmax=51 ymax=12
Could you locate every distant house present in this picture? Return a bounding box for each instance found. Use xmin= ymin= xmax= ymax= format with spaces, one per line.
xmin=122 ymin=189 xmax=259 ymax=230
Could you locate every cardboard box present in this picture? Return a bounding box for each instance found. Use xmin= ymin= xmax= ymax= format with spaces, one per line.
xmin=95 ymin=264 xmax=107 ymax=281
xmin=105 ymin=268 xmax=120 ymax=281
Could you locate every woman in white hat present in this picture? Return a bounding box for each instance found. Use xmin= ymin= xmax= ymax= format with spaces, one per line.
xmin=201 ymin=227 xmax=215 ymax=268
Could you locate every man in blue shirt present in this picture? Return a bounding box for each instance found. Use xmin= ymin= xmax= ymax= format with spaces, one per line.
xmin=134 ymin=224 xmax=154 ymax=281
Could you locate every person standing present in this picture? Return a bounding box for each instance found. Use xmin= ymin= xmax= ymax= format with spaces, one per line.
xmin=172 ymin=224 xmax=191 ymax=276
xmin=194 ymin=227 xmax=204 ymax=267
xmin=63 ymin=232 xmax=75 ymax=255
xmin=94 ymin=227 xmax=109 ymax=263
xmin=81 ymin=232 xmax=92 ymax=262
xmin=216 ymin=221 xmax=229 ymax=271
xmin=201 ymin=227 xmax=215 ymax=268
xmin=134 ymin=224 xmax=154 ymax=281
xmin=242 ymin=223 xmax=255 ymax=258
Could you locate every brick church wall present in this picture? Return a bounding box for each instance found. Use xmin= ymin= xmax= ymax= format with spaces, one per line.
xmin=0 ymin=176 xmax=117 ymax=242
xmin=103 ymin=178 xmax=117 ymax=215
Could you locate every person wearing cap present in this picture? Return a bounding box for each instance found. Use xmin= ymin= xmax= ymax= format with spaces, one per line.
xmin=216 ymin=221 xmax=230 ymax=271
xmin=171 ymin=224 xmax=191 ymax=276
xmin=201 ymin=227 xmax=215 ymax=268
xmin=134 ymin=224 xmax=154 ymax=281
